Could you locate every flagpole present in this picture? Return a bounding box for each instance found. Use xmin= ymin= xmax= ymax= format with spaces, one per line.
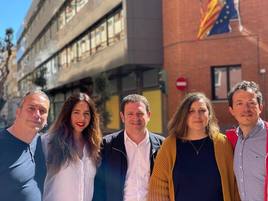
xmin=234 ymin=0 xmax=243 ymax=31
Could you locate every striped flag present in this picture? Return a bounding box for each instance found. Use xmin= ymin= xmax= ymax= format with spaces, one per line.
xmin=197 ymin=0 xmax=240 ymax=39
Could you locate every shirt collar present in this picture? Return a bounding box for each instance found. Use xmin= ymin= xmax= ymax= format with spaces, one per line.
xmin=238 ymin=118 xmax=265 ymax=139
xmin=124 ymin=129 xmax=150 ymax=146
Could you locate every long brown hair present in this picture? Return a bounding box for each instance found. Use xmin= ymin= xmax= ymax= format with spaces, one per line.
xmin=168 ymin=92 xmax=219 ymax=139
xmin=47 ymin=93 xmax=102 ymax=172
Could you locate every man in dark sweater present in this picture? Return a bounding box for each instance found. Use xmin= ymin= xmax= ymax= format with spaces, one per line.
xmin=0 ymin=90 xmax=50 ymax=201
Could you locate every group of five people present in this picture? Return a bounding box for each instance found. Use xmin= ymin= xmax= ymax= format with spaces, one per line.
xmin=0 ymin=80 xmax=266 ymax=201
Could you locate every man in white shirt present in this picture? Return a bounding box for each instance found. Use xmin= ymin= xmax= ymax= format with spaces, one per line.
xmin=93 ymin=94 xmax=164 ymax=201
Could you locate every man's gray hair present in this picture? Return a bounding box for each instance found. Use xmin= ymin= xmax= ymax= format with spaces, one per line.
xmin=18 ymin=90 xmax=50 ymax=108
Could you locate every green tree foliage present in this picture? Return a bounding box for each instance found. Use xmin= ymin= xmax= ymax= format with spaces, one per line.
xmin=94 ymin=73 xmax=111 ymax=130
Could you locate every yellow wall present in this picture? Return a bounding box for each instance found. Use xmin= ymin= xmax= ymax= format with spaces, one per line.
xmin=106 ymin=95 xmax=120 ymax=130
xmin=143 ymin=90 xmax=163 ymax=133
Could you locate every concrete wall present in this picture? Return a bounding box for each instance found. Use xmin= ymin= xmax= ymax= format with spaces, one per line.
xmin=125 ymin=0 xmax=163 ymax=65
xmin=18 ymin=0 xmax=163 ymax=91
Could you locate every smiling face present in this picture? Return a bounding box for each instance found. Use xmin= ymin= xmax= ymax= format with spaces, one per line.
xmin=16 ymin=93 xmax=50 ymax=133
xmin=71 ymin=101 xmax=91 ymax=136
xmin=229 ymin=89 xmax=262 ymax=130
xmin=120 ymin=101 xmax=151 ymax=134
xmin=186 ymin=99 xmax=209 ymax=135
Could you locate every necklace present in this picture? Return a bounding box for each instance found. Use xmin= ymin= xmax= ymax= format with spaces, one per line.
xmin=188 ymin=137 xmax=207 ymax=155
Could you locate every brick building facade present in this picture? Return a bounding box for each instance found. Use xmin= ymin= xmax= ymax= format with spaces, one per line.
xmin=163 ymin=0 xmax=268 ymax=130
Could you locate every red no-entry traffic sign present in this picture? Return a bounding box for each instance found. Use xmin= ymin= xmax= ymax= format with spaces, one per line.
xmin=176 ymin=77 xmax=187 ymax=91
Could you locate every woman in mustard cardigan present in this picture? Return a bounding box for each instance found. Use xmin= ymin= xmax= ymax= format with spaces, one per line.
xmin=148 ymin=92 xmax=240 ymax=201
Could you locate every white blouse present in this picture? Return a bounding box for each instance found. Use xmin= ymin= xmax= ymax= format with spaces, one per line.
xmin=41 ymin=134 xmax=96 ymax=201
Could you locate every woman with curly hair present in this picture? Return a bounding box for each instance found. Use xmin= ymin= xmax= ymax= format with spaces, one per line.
xmin=42 ymin=92 xmax=102 ymax=201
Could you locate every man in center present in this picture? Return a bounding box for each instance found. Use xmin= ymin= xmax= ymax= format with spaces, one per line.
xmin=93 ymin=94 xmax=164 ymax=201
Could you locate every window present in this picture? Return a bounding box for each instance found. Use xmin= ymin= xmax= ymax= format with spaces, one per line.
xmin=77 ymin=39 xmax=82 ymax=60
xmin=122 ymin=72 xmax=137 ymax=91
xmin=58 ymin=10 xmax=66 ymax=29
xmin=66 ymin=0 xmax=76 ymax=22
xmin=90 ymin=29 xmax=96 ymax=54
xmin=35 ymin=40 xmax=40 ymax=54
xmin=95 ymin=21 xmax=107 ymax=51
xmin=68 ymin=42 xmax=77 ymax=63
xmin=114 ymin=10 xmax=124 ymax=41
xmin=107 ymin=15 xmax=115 ymax=45
xmin=76 ymin=0 xmax=88 ymax=11
xmin=107 ymin=9 xmax=124 ymax=45
xmin=95 ymin=25 xmax=102 ymax=51
xmin=78 ymin=35 xmax=90 ymax=59
xmin=100 ymin=21 xmax=107 ymax=49
xmin=109 ymin=79 xmax=118 ymax=94
xmin=44 ymin=62 xmax=51 ymax=79
xmin=211 ymin=65 xmax=241 ymax=100
xmin=59 ymin=49 xmax=67 ymax=68
xmin=51 ymin=56 xmax=58 ymax=74
xmin=44 ymin=29 xmax=50 ymax=46
xmin=51 ymin=19 xmax=58 ymax=35
xmin=143 ymin=69 xmax=159 ymax=88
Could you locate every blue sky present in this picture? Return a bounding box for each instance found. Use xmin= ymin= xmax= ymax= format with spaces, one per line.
xmin=0 ymin=0 xmax=32 ymax=43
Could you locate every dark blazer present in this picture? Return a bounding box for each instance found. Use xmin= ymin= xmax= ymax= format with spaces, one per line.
xmin=92 ymin=130 xmax=165 ymax=201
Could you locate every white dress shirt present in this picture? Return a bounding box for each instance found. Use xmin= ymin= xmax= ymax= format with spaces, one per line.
xmin=41 ymin=134 xmax=96 ymax=201
xmin=123 ymin=130 xmax=151 ymax=201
